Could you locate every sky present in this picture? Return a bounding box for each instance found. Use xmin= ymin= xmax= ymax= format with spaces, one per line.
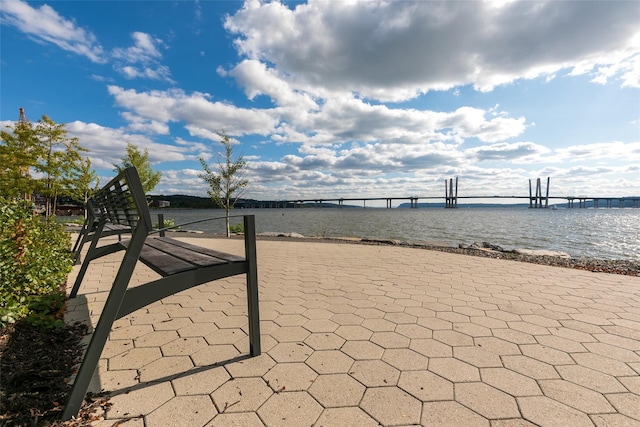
xmin=1 ymin=0 xmax=639 ymax=206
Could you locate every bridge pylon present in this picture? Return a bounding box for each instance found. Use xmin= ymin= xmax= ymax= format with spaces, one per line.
xmin=445 ymin=177 xmax=458 ymax=208
xmin=529 ymin=177 xmax=550 ymax=208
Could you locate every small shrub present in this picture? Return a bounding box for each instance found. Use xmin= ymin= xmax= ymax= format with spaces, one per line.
xmin=154 ymin=217 xmax=178 ymax=230
xmin=0 ymin=198 xmax=73 ymax=327
xmin=229 ymin=222 xmax=244 ymax=234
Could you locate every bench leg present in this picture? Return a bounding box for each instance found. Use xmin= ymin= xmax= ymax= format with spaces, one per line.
xmin=244 ymin=215 xmax=261 ymax=356
xmin=62 ymin=241 xmax=144 ymax=420
xmin=72 ymin=224 xmax=91 ymax=265
xmin=69 ymin=222 xmax=106 ymax=298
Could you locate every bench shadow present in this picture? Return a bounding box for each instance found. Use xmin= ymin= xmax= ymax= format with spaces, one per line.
xmin=99 ymin=353 xmax=256 ymax=398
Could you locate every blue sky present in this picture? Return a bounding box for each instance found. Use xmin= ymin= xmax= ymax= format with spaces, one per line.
xmin=1 ymin=0 xmax=639 ymax=205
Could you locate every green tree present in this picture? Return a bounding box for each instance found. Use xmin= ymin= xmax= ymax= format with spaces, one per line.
xmin=199 ymin=131 xmax=248 ymax=237
xmin=34 ymin=116 xmax=87 ymax=217
xmin=0 ymin=117 xmax=40 ymax=199
xmin=65 ymin=157 xmax=100 ymax=218
xmin=1 ymin=114 xmax=87 ymax=217
xmin=113 ymin=143 xmax=162 ymax=194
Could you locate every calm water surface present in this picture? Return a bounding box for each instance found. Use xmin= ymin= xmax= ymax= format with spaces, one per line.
xmin=150 ymin=207 xmax=640 ymax=261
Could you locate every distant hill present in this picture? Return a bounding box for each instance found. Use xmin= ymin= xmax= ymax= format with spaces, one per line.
xmin=149 ymin=195 xmax=216 ymax=209
xmin=149 ymin=195 xmax=639 ymax=209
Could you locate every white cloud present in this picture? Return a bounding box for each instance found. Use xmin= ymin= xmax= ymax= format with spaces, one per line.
xmin=107 ymin=85 xmax=280 ymax=138
xmin=466 ymin=141 xmax=551 ymax=163
xmin=65 ymin=120 xmax=187 ymax=169
xmin=554 ymin=141 xmax=640 ymax=162
xmin=0 ymin=0 xmax=105 ymax=63
xmin=112 ymin=32 xmax=173 ymax=82
xmin=224 ymin=0 xmax=640 ymax=101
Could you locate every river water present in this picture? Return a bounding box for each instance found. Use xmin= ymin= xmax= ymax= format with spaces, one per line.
xmin=149 ymin=207 xmax=640 ymax=261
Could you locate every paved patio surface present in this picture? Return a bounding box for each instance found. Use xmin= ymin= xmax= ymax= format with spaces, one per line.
xmin=65 ymin=236 xmax=640 ymax=426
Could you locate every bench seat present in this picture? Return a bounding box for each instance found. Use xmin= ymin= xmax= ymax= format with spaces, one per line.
xmin=121 ymin=237 xmax=245 ymax=275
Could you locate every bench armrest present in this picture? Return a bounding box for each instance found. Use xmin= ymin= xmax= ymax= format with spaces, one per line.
xmin=149 ymin=214 xmax=251 ymax=235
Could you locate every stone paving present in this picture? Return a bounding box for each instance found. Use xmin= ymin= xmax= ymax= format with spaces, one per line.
xmin=65 ymin=236 xmax=640 ymax=426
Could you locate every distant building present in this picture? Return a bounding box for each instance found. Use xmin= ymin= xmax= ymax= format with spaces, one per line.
xmin=155 ymin=200 xmax=170 ymax=208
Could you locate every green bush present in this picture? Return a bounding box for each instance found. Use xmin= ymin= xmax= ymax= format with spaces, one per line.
xmin=154 ymin=217 xmax=177 ymax=230
xmin=0 ymin=198 xmax=73 ymax=327
xmin=229 ymin=222 xmax=244 ymax=234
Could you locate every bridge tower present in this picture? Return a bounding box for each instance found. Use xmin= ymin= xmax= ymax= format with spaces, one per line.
xmin=445 ymin=177 xmax=458 ymax=208
xmin=529 ymin=177 xmax=550 ymax=208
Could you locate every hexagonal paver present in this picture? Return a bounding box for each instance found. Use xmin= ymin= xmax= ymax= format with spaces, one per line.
xmin=303 ymin=308 xmax=334 ymax=319
xmin=361 ymin=318 xmax=396 ymax=332
xmin=341 ymin=340 xmax=384 ymax=360
xmin=502 ymin=355 xmax=559 ymax=380
xmin=263 ymin=363 xmax=317 ymax=392
xmin=304 ymin=333 xmax=345 ymax=350
xmin=360 ymin=387 xmax=422 ymax=426
xmin=138 ymin=356 xmax=193 ymax=382
xmin=105 ymin=382 xmax=174 ymax=419
xmin=303 ymin=319 xmax=339 ymax=333
xmin=308 ymin=374 xmax=365 ymax=407
xmin=433 ymin=329 xmax=474 ymax=347
xmin=619 ymin=375 xmax=640 ymax=394
xmin=269 ymin=342 xmax=313 ymax=363
xmin=480 ymin=367 xmax=542 ymax=396
xmin=206 ymin=412 xmax=265 ymax=426
xmin=191 ymin=344 xmax=241 ymax=367
xmin=134 ymin=330 xmax=178 ymax=347
xmin=456 ymin=382 xmax=520 ymax=419
xmin=313 ymin=407 xmax=378 ymax=426
xmin=607 ymin=393 xmax=640 ymax=420
xmin=518 ymin=396 xmax=594 ymax=427
xmin=108 ymin=347 xmax=161 ymax=370
xmin=382 ymin=348 xmax=428 ymax=371
xmin=428 ymin=357 xmax=480 ymax=382
xmin=225 ymin=354 xmax=276 ymax=378
xmin=172 ymin=366 xmax=230 ymax=395
xmin=210 ymin=378 xmax=272 ymax=413
xmin=384 ymin=311 xmax=417 ymax=324
xmin=334 ymin=325 xmax=372 ymax=340
xmin=330 ymin=313 xmax=363 ymax=325
xmin=592 ymin=413 xmax=640 ymax=427
xmin=204 ymin=328 xmax=247 ymax=345
xmin=474 ymin=337 xmax=521 ymax=356
xmin=271 ymin=326 xmax=311 ymax=343
xmin=161 ymin=336 xmax=208 ymax=356
xmin=274 ymin=314 xmax=308 ymax=327
xmin=421 ymin=401 xmax=489 ymax=427
xmin=538 ymin=379 xmax=614 ymax=414
xmin=571 ymin=352 xmax=637 ymax=376
xmin=349 ymin=360 xmax=400 ymax=387
xmin=557 ymin=364 xmax=626 ymax=394
xmin=398 ymin=370 xmax=453 ymax=401
xmin=370 ymin=331 xmax=410 ymax=349
xmin=409 ymin=338 xmax=452 ymax=358
xmin=258 ymin=391 xmax=322 ymax=427
xmin=146 ymin=395 xmax=217 ymax=426
xmin=305 ymin=350 xmax=354 ymax=374
xmin=394 ymin=324 xmax=432 ymax=339
xmin=453 ymin=346 xmax=502 ymax=368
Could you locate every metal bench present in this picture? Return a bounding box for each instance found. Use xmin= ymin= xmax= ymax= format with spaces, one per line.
xmin=62 ymin=167 xmax=260 ymax=420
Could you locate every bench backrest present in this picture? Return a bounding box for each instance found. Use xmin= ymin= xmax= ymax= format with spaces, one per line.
xmin=89 ymin=167 xmax=152 ymax=236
